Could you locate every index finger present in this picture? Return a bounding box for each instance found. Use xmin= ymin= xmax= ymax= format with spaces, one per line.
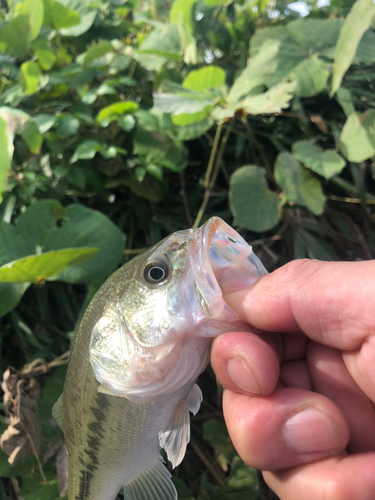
xmin=222 ymin=259 xmax=375 ymax=351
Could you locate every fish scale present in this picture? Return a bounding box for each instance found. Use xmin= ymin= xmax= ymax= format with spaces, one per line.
xmin=54 ymin=218 xmax=267 ymax=499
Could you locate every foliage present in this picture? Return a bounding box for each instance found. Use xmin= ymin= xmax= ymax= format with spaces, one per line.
xmin=0 ymin=0 xmax=374 ymax=498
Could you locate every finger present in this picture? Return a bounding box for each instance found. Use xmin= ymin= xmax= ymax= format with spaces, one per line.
xmin=263 ymin=453 xmax=375 ymax=500
xmin=280 ymin=360 xmax=312 ymax=391
xmin=222 ymin=259 xmax=375 ymax=350
xmin=222 ymin=387 xmax=349 ymax=470
xmin=307 ymin=342 xmax=375 ymax=453
xmin=211 ymin=331 xmax=280 ymax=396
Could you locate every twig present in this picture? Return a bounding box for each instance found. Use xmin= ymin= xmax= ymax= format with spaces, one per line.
xmin=190 ymin=441 xmax=226 ymax=487
xmin=328 ymin=195 xmax=375 ymax=205
xmin=193 ymin=122 xmax=233 ymax=229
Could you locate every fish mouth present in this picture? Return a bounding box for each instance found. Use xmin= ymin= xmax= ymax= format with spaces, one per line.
xmin=188 ymin=217 xmax=267 ymax=325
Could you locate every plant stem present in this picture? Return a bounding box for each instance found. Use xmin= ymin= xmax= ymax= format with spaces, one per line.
xmin=193 ymin=121 xmax=233 ymax=228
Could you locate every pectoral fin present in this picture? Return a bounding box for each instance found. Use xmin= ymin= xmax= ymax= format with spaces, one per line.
xmin=187 ymin=383 xmax=203 ymax=415
xmin=123 ymin=456 xmax=177 ymax=500
xmin=159 ymin=384 xmax=202 ymax=468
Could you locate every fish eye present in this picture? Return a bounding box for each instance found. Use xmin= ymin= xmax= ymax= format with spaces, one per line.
xmin=143 ymin=260 xmax=169 ymax=284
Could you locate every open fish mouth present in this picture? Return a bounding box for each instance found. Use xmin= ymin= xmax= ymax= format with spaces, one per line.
xmin=89 ymin=218 xmax=267 ymax=402
xmin=187 ymin=217 xmax=267 ymax=324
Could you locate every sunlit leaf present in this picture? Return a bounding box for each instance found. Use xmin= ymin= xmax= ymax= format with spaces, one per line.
xmin=42 ymin=0 xmax=81 ymax=30
xmin=96 ymin=101 xmax=139 ymax=126
xmin=0 ymin=248 xmax=98 ymax=284
xmin=331 ymin=0 xmax=375 ymax=96
xmin=183 ymin=66 xmax=226 ymax=92
xmin=241 ymin=82 xmax=295 ymax=115
xmin=20 ymin=62 xmax=41 ymax=95
xmin=288 ymin=57 xmax=329 ymax=98
xmin=339 ymin=110 xmax=375 ymax=162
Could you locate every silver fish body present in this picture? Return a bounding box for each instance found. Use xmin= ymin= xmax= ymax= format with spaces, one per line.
xmin=54 ymin=217 xmax=266 ymax=500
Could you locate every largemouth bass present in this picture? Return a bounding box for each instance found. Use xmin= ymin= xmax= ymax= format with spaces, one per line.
xmin=53 ymin=217 xmax=267 ymax=500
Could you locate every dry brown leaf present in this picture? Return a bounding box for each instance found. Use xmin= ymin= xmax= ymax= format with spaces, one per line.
xmin=0 ymin=367 xmax=41 ymax=465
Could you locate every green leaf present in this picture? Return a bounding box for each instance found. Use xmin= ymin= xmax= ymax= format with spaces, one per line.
xmin=33 ymin=39 xmax=56 ymax=70
xmin=57 ymin=0 xmax=97 ymax=36
xmin=183 ymin=66 xmax=226 ymax=92
xmin=331 ymin=0 xmax=375 ymax=96
xmin=169 ymin=0 xmax=196 ymax=33
xmin=0 ymin=283 xmax=31 ymax=318
xmin=339 ymin=110 xmax=375 ymax=162
xmin=139 ymin=24 xmax=182 ymax=59
xmin=0 ymin=14 xmax=30 ymax=58
xmin=19 ymin=0 xmax=44 ymax=41
xmin=20 ymin=61 xmax=41 ymax=95
xmin=229 ymin=165 xmax=280 ymax=232
xmin=0 ymin=117 xmax=11 ymax=204
xmin=153 ymin=82 xmax=215 ymax=115
xmin=274 ymin=152 xmax=325 ymax=215
xmin=96 ymin=101 xmax=139 ymax=126
xmin=0 ymin=107 xmax=43 ymax=155
xmin=292 ymin=141 xmax=346 ymax=179
xmin=335 ymin=87 xmax=355 ymax=117
xmin=0 ymin=248 xmax=98 ymax=284
xmin=241 ymin=82 xmax=295 ymax=115
xmin=42 ymin=0 xmax=81 ymax=30
xmin=228 ymin=39 xmax=280 ymax=103
xmin=16 ymin=201 xmax=126 ymax=283
xmin=82 ymin=40 xmax=114 ymax=66
xmin=69 ymin=140 xmax=102 ymax=162
xmin=288 ymin=57 xmax=329 ymax=98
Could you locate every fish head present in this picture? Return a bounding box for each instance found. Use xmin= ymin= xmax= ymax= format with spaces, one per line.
xmin=89 ymin=217 xmax=267 ymax=402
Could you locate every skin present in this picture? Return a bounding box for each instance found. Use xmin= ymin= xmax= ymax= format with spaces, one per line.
xmin=210 ymin=259 xmax=375 ymax=500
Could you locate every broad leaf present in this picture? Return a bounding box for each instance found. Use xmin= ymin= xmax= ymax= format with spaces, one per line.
xmin=42 ymin=0 xmax=80 ymax=31
xmin=0 ymin=248 xmax=98 ymax=284
xmin=331 ymin=0 xmax=375 ymax=96
xmin=228 ymin=39 xmax=280 ymax=103
xmin=20 ymin=62 xmax=41 ymax=95
xmin=183 ymin=66 xmax=226 ymax=92
xmin=229 ymin=166 xmax=280 ymax=232
xmin=96 ymin=101 xmax=139 ymax=126
xmin=275 ymin=153 xmax=325 ymax=215
xmin=339 ymin=111 xmax=375 ymax=162
xmin=292 ymin=141 xmax=346 ymax=179
xmin=0 ymin=15 xmax=30 ymax=58
xmin=289 ymin=57 xmax=329 ymax=98
xmin=241 ymin=82 xmax=295 ymax=115
xmin=57 ymin=0 xmax=97 ymax=36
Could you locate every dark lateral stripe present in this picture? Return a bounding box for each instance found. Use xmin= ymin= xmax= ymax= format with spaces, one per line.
xmin=75 ymin=393 xmax=109 ymax=500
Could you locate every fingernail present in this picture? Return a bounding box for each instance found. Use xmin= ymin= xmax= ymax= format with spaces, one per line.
xmin=284 ymin=407 xmax=341 ymax=454
xmin=221 ymin=276 xmax=259 ymax=293
xmin=227 ymin=357 xmax=260 ymax=394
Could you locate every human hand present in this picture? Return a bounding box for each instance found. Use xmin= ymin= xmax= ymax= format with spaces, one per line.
xmin=211 ymin=259 xmax=375 ymax=500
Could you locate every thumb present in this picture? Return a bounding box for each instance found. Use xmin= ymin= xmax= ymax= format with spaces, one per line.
xmin=222 ymin=259 xmax=375 ymax=351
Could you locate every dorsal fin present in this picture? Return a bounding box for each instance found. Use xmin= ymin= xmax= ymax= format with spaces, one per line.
xmin=123 ymin=456 xmax=177 ymax=500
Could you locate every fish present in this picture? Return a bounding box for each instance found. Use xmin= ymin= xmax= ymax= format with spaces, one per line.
xmin=53 ymin=216 xmax=267 ymax=500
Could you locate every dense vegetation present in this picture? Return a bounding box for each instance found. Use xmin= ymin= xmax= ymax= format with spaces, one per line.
xmin=0 ymin=0 xmax=374 ymax=498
